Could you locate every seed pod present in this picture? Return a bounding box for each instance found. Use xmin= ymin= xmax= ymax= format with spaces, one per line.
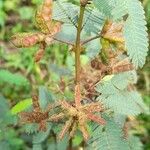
xmin=111 ymin=58 xmax=134 ymax=74
xmin=101 ymin=20 xmax=125 ymax=43
xmin=91 ymin=58 xmax=103 ymax=70
xmin=35 ymin=0 xmax=53 ymax=34
xmin=50 ymin=21 xmax=62 ymax=36
xmin=34 ymin=42 xmax=46 ymax=62
xmin=43 ymin=0 xmax=53 ymax=20
xmin=11 ymin=33 xmax=45 ymax=48
xmin=34 ymin=49 xmax=45 ymax=63
xmin=35 ymin=0 xmax=62 ymax=35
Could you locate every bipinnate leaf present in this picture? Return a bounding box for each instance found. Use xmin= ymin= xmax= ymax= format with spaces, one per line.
xmin=88 ymin=118 xmax=130 ymax=150
xmin=94 ymin=0 xmax=149 ymax=68
xmin=96 ymin=72 xmax=148 ymax=116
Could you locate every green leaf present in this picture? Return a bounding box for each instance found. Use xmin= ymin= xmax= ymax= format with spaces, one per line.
xmin=127 ymin=135 xmax=143 ymax=150
xmin=96 ymin=72 xmax=148 ymax=116
xmin=47 ymin=143 xmax=56 ymax=150
xmin=33 ymin=127 xmax=51 ymax=144
xmin=49 ymin=63 xmax=72 ymax=77
xmin=39 ymin=86 xmax=55 ymax=110
xmin=88 ymin=118 xmax=130 ymax=150
xmin=11 ymin=99 xmax=32 ymax=115
xmin=93 ymin=0 xmax=115 ymax=18
xmin=54 ymin=24 xmax=77 ymax=43
xmin=53 ymin=1 xmax=79 ymax=25
xmin=83 ymin=8 xmax=105 ymax=34
xmin=112 ymin=0 xmax=149 ymax=68
xmin=0 ymin=69 xmax=30 ymax=86
xmin=57 ymin=135 xmax=69 ymax=150
xmin=94 ymin=0 xmax=149 ymax=68
xmin=123 ymin=0 xmax=149 ymax=68
xmin=23 ymin=124 xmax=38 ymax=134
xmin=33 ymin=144 xmax=43 ymax=150
xmin=0 ymin=95 xmax=9 ymax=116
xmin=86 ymin=38 xmax=102 ymax=59
xmin=112 ymin=0 xmax=128 ymax=20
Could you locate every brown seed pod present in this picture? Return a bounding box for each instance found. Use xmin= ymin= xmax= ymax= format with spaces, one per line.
xmin=34 ymin=49 xmax=45 ymax=63
xmin=111 ymin=58 xmax=134 ymax=74
xmin=34 ymin=42 xmax=46 ymax=63
xmin=91 ymin=58 xmax=103 ymax=70
xmin=35 ymin=0 xmax=62 ymax=36
xmin=11 ymin=33 xmax=45 ymax=48
xmin=35 ymin=0 xmax=53 ymax=34
xmin=101 ymin=20 xmax=125 ymax=43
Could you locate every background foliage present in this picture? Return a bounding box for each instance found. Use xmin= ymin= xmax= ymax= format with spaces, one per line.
xmin=0 ymin=0 xmax=149 ymax=149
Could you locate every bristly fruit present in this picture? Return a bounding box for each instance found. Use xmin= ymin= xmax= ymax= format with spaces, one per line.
xmin=11 ymin=33 xmax=45 ymax=48
xmin=11 ymin=0 xmax=62 ymax=62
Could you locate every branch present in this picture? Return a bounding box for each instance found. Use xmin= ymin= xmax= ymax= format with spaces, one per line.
xmin=53 ymin=37 xmax=74 ymax=46
xmin=81 ymin=34 xmax=102 ymax=45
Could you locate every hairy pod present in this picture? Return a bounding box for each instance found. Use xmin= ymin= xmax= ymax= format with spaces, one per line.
xmin=11 ymin=33 xmax=45 ymax=48
xmin=34 ymin=42 xmax=46 ymax=62
xmin=101 ymin=20 xmax=125 ymax=43
xmin=35 ymin=0 xmax=62 ymax=35
xmin=34 ymin=49 xmax=45 ymax=63
xmin=111 ymin=58 xmax=134 ymax=74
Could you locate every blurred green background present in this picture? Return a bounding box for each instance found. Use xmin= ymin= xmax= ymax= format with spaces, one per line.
xmin=0 ymin=0 xmax=149 ymax=149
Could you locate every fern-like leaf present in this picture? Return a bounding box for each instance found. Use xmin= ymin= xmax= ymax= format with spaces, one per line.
xmin=53 ymin=1 xmax=78 ymax=27
xmin=88 ymin=118 xmax=129 ymax=150
xmin=112 ymin=0 xmax=149 ymax=68
xmin=93 ymin=0 xmax=116 ymax=18
xmin=123 ymin=0 xmax=149 ymax=68
xmin=33 ymin=125 xmax=51 ymax=144
xmin=127 ymin=135 xmax=143 ymax=150
xmin=94 ymin=0 xmax=149 ymax=68
xmin=96 ymin=72 xmax=148 ymax=116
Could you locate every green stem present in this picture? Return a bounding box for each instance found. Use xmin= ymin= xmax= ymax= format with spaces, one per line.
xmin=75 ymin=5 xmax=85 ymax=84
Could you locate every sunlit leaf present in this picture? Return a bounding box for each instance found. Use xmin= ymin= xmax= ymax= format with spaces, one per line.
xmin=11 ymin=99 xmax=32 ymax=115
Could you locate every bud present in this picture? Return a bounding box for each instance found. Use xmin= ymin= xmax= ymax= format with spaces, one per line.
xmin=11 ymin=33 xmax=45 ymax=48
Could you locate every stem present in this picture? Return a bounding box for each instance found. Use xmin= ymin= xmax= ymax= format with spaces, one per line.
xmin=68 ymin=138 xmax=73 ymax=150
xmin=75 ymin=5 xmax=85 ymax=84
